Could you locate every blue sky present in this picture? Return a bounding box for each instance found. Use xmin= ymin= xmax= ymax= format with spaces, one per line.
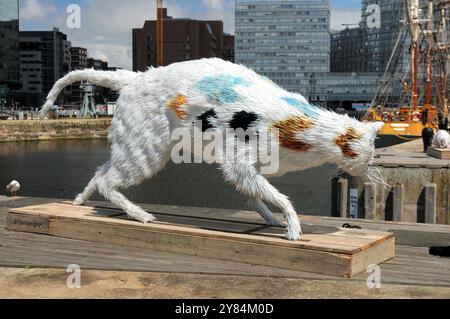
xmin=20 ymin=0 xmax=363 ymax=69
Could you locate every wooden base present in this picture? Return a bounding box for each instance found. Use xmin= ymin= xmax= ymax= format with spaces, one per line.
xmin=6 ymin=203 xmax=395 ymax=278
xmin=428 ymin=147 xmax=450 ymax=160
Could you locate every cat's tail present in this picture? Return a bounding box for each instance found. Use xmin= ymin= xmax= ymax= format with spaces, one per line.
xmin=40 ymin=69 xmax=139 ymax=119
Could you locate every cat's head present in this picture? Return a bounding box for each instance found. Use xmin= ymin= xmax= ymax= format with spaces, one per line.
xmin=272 ymin=112 xmax=383 ymax=176
xmin=333 ymin=120 xmax=384 ymax=176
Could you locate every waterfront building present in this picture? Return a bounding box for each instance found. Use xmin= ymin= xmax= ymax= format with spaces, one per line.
xmin=70 ymin=47 xmax=88 ymax=106
xmin=132 ymin=8 xmax=226 ymax=71
xmin=223 ymin=34 xmax=235 ymax=62
xmin=361 ymin=0 xmax=408 ymax=74
xmin=331 ymin=28 xmax=368 ymax=73
xmin=0 ymin=0 xmax=20 ymax=108
xmin=87 ymin=58 xmax=108 ymax=70
xmin=329 ymin=0 xmax=414 ymax=107
xmin=18 ymin=28 xmax=72 ymax=108
xmin=332 ymin=1 xmax=407 ymax=74
xmin=235 ymin=0 xmax=331 ymax=104
xmin=71 ymin=47 xmax=88 ymax=70
xmin=326 ymin=73 xmax=379 ymax=108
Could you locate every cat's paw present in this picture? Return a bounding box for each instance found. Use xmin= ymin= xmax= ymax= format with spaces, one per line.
xmin=73 ymin=194 xmax=85 ymax=206
xmin=136 ymin=212 xmax=156 ymax=224
xmin=285 ymin=221 xmax=303 ymax=241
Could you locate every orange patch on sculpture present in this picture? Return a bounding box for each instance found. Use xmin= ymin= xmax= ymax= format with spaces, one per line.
xmin=272 ymin=116 xmax=314 ymax=152
xmin=335 ymin=128 xmax=362 ymax=159
xmin=168 ymin=95 xmax=188 ymax=119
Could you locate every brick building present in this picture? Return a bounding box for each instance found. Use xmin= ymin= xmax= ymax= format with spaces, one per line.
xmin=132 ymin=8 xmax=226 ymax=71
xmin=69 ymin=47 xmax=88 ymax=106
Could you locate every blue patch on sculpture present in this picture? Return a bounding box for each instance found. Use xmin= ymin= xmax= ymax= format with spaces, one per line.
xmin=197 ymin=75 xmax=250 ymax=104
xmin=281 ymin=97 xmax=320 ymax=118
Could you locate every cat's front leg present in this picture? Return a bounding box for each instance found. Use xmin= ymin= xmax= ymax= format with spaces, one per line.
xmin=284 ymin=208 xmax=303 ymax=241
xmin=247 ymin=198 xmax=285 ymax=227
xmin=221 ymin=156 xmax=302 ymax=240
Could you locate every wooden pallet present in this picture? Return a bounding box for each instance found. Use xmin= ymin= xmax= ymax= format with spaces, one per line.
xmin=428 ymin=147 xmax=450 ymax=160
xmin=6 ymin=202 xmax=395 ymax=278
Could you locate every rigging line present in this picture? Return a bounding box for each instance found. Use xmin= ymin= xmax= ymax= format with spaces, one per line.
xmin=370 ymin=24 xmax=407 ymax=110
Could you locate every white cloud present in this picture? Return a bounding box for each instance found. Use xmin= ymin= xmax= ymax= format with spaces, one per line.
xmin=202 ymin=0 xmax=225 ymax=10
xmin=331 ymin=9 xmax=362 ymax=31
xmin=195 ymin=0 xmax=235 ymax=34
xmin=20 ymin=1 xmax=358 ymax=69
xmin=21 ymin=0 xmax=56 ymax=21
xmin=59 ymin=0 xmax=191 ymax=69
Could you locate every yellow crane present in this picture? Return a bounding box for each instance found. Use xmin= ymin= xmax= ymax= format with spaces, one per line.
xmin=157 ymin=0 xmax=164 ymax=66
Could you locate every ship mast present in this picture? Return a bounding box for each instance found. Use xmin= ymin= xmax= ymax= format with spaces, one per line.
xmin=424 ymin=0 xmax=434 ymax=107
xmin=437 ymin=1 xmax=450 ymax=119
xmin=404 ymin=0 xmax=421 ymax=109
xmin=405 ymin=0 xmax=450 ymax=122
xmin=425 ymin=0 xmax=450 ymax=121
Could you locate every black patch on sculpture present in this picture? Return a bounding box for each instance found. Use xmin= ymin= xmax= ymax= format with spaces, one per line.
xmin=197 ymin=109 xmax=218 ymax=132
xmin=229 ymin=111 xmax=259 ymax=131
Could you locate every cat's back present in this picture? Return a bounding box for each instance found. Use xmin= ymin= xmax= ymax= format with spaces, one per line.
xmin=153 ymin=58 xmax=256 ymax=82
xmin=139 ymin=58 xmax=318 ymax=121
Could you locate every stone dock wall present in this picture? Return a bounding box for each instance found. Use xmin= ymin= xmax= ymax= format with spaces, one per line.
xmin=0 ymin=119 xmax=112 ymax=142
xmin=331 ymin=140 xmax=450 ymax=225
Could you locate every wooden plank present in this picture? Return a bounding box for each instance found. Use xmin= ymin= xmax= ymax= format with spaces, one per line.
xmin=351 ymin=236 xmax=395 ymax=276
xmin=7 ymin=212 xmax=49 ymax=234
xmin=3 ymin=204 xmax=450 ymax=287
xmin=6 ymin=203 xmax=395 ymax=278
xmin=10 ymin=203 xmax=387 ymax=254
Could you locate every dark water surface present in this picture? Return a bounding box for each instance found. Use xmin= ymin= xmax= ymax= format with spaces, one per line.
xmin=0 ymin=138 xmax=400 ymax=216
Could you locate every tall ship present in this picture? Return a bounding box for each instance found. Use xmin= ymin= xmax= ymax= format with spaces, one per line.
xmin=366 ymin=0 xmax=450 ymax=140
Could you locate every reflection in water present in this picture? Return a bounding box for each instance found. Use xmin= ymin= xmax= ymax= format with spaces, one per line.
xmin=0 ymin=137 xmax=399 ymax=216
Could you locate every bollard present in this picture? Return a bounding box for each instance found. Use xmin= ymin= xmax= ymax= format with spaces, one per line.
xmin=338 ymin=178 xmax=348 ymax=218
xmin=424 ymin=183 xmax=437 ymax=224
xmin=393 ymin=184 xmax=404 ymax=222
xmin=364 ymin=182 xmax=377 ymax=220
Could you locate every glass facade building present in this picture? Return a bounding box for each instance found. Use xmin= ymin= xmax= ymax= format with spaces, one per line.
xmin=361 ymin=0 xmax=408 ymax=74
xmin=0 ymin=0 xmax=20 ymax=104
xmin=235 ymin=0 xmax=330 ymax=103
xmin=18 ymin=29 xmax=72 ymax=108
xmin=330 ymin=0 xmax=415 ymax=105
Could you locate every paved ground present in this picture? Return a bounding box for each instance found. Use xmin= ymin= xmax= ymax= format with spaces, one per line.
xmin=1 ymin=268 xmax=450 ymax=299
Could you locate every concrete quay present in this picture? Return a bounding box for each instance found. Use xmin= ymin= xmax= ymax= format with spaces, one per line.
xmin=333 ymin=139 xmax=450 ymax=225
xmin=0 ymin=118 xmax=112 ymax=142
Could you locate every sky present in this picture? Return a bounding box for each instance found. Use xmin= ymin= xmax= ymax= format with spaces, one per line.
xmin=20 ymin=0 xmax=363 ymax=70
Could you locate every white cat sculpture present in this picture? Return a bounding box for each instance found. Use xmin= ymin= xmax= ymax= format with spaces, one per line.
xmin=40 ymin=58 xmax=383 ymax=240
xmin=433 ymin=130 xmax=450 ymax=149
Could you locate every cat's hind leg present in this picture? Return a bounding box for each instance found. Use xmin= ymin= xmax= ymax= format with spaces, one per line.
xmin=93 ymin=139 xmax=174 ymax=223
xmin=74 ymin=163 xmax=108 ymax=206
xmin=94 ymin=163 xmax=156 ymax=223
xmin=88 ymin=94 xmax=173 ymax=223
xmin=247 ymin=198 xmax=285 ymax=227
